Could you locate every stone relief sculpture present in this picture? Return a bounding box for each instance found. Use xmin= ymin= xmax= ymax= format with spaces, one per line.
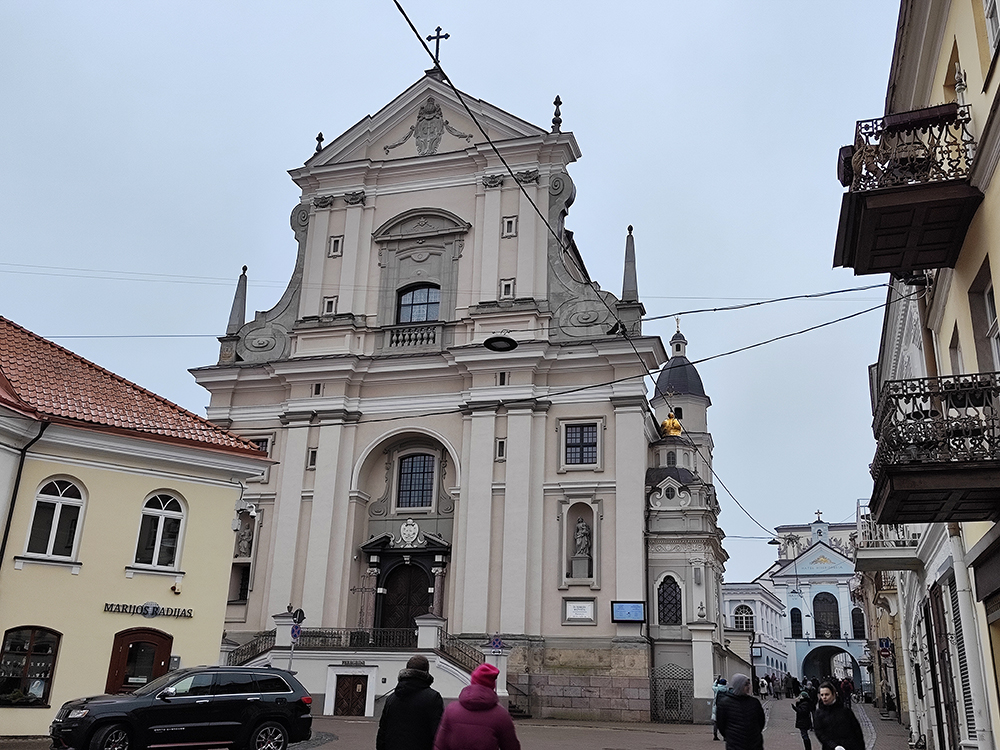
xmin=383 ymin=96 xmax=474 ymax=156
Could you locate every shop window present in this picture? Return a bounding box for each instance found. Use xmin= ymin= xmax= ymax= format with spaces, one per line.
xmin=657 ymin=576 xmax=682 ymax=625
xmin=734 ymin=604 xmax=754 ymax=631
xmin=25 ymin=479 xmax=84 ymax=560
xmin=397 ymin=285 xmax=440 ymax=324
xmin=790 ymin=608 xmax=803 ymax=639
xmin=134 ymin=494 xmax=183 ymax=569
xmin=397 ymin=454 xmax=435 ymax=509
xmin=0 ymin=627 xmax=60 ymax=706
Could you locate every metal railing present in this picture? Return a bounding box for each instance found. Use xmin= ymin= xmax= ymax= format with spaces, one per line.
xmin=436 ymin=628 xmax=484 ymax=673
xmin=228 ymin=630 xmax=275 ymax=665
xmin=876 ymin=570 xmax=898 ymax=591
xmin=505 ymin=679 xmax=530 ymax=716
xmin=295 ymin=628 xmax=417 ymax=649
xmin=871 ymin=372 xmax=1000 ymax=482
xmin=856 ymin=501 xmax=920 ymax=550
xmin=846 ymin=103 xmax=976 ymax=192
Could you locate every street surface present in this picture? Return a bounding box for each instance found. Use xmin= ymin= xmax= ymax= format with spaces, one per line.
xmin=0 ymin=700 xmax=910 ymax=750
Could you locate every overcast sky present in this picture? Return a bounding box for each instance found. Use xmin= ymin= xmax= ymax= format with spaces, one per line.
xmin=1 ymin=1 xmax=902 ymax=579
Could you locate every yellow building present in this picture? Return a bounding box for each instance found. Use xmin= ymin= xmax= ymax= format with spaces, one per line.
xmin=0 ymin=317 xmax=268 ymax=736
xmin=835 ymin=2 xmax=1000 ymax=748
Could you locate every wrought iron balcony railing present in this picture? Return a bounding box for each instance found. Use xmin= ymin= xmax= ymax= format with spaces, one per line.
xmin=843 ymin=103 xmax=976 ymax=192
xmin=872 ymin=372 xmax=1000 ymax=469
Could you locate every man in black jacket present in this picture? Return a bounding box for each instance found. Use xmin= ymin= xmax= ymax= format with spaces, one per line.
xmin=376 ymin=655 xmax=444 ymax=750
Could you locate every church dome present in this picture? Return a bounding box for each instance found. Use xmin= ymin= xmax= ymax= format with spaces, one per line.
xmin=655 ymin=327 xmax=707 ymax=399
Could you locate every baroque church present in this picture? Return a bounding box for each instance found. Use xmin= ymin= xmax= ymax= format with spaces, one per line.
xmin=193 ymin=68 xmax=732 ymax=722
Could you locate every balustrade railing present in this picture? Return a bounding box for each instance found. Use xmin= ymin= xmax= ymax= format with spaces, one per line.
xmin=295 ymin=628 xmax=417 ymax=650
xmin=856 ymin=501 xmax=919 ymax=550
xmin=871 ymin=372 xmax=1000 ymax=482
xmin=387 ymin=324 xmax=439 ymax=348
xmin=846 ymin=103 xmax=976 ymax=192
xmin=436 ymin=628 xmax=484 ymax=674
xmin=228 ymin=630 xmax=275 ymax=666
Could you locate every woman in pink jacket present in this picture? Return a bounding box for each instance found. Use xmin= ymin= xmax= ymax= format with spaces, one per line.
xmin=433 ymin=663 xmax=520 ymax=750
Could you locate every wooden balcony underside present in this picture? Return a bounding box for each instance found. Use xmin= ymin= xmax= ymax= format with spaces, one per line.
xmin=872 ymin=461 xmax=1000 ymax=524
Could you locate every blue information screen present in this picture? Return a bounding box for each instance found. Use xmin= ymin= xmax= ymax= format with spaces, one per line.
xmin=610 ymin=601 xmax=645 ymax=622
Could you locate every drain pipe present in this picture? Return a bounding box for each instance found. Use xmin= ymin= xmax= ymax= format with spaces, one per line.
xmin=0 ymin=421 xmax=50 ymax=575
xmin=947 ymin=522 xmax=994 ymax=750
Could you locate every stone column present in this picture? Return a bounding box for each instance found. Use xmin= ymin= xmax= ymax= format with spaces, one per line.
xmin=432 ymin=562 xmax=447 ymax=618
xmin=689 ymin=617 xmax=718 ymax=724
xmin=500 ymin=405 xmax=532 ymax=633
xmin=416 ymin=613 xmax=446 ymax=650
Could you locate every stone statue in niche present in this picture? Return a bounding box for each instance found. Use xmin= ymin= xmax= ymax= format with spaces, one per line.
xmin=235 ymin=524 xmax=253 ymax=558
xmin=575 ymin=517 xmax=591 ymax=557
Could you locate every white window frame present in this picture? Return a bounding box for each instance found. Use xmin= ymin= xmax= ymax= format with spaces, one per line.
xmin=558 ymin=417 xmax=605 ymax=473
xmin=986 ymin=283 xmax=1000 ymax=368
xmin=499 ymin=278 xmax=516 ymax=300
xmin=733 ymin=604 xmax=755 ymax=631
xmin=393 ymin=448 xmax=440 ymax=514
xmin=322 ymin=296 xmax=338 ymax=316
xmin=133 ymin=493 xmax=185 ymax=571
xmin=244 ymin=435 xmax=273 ymax=483
xmin=495 ymin=438 xmax=507 ymax=462
xmin=23 ymin=479 xmax=85 ymax=561
xmin=327 ymin=235 xmax=344 ymax=257
xmin=501 ymin=216 xmax=518 ymax=238
xmin=306 ymin=448 xmax=318 ymax=470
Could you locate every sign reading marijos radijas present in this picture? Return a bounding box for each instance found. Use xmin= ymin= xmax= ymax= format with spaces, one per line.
xmin=104 ymin=601 xmax=194 ymax=618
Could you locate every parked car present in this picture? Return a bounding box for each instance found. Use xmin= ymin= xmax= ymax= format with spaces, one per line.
xmin=49 ymin=665 xmax=312 ymax=750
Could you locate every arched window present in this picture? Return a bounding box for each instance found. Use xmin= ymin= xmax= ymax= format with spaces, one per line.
xmin=813 ymin=593 xmax=840 ymax=639
xmin=852 ymin=607 xmax=865 ymax=640
xmin=665 ymin=451 xmax=676 ymax=467
xmin=397 ymin=285 xmax=440 ymax=323
xmin=657 ymin=576 xmax=682 ymax=625
xmin=397 ymin=454 xmax=435 ymax=509
xmin=135 ymin=494 xmax=184 ymax=568
xmin=26 ymin=479 xmax=84 ymax=559
xmin=790 ymin=608 xmax=802 ymax=639
xmin=0 ymin=626 xmax=61 ymax=706
xmin=734 ymin=604 xmax=754 ymax=631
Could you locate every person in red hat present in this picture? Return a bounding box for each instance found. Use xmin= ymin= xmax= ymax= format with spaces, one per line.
xmin=433 ymin=663 xmax=520 ymax=750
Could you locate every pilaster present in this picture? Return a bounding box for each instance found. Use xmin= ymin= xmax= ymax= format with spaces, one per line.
xmin=266 ymin=425 xmax=310 ymax=617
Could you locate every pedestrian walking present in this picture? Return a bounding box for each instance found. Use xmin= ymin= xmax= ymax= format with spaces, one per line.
xmin=793 ymin=689 xmax=813 ymax=750
xmin=813 ymin=680 xmax=864 ymax=750
xmin=433 ymin=663 xmax=520 ymax=750
xmin=712 ymin=677 xmax=727 ymax=741
xmin=715 ymin=673 xmax=765 ymax=750
xmin=839 ymin=676 xmax=853 ymax=707
xmin=377 ymin=655 xmax=444 ymax=750
xmin=759 ymin=676 xmax=769 ymax=698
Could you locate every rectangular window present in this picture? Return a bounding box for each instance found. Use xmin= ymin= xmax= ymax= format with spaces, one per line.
xmin=501 ymin=216 xmax=518 ymax=238
xmin=986 ymin=0 xmax=1000 ymax=49
xmin=328 ymin=236 xmax=343 ymax=257
xmin=495 ymin=438 xmax=506 ymax=461
xmin=247 ymin=437 xmax=270 ymax=455
xmin=312 ymin=383 xmax=323 ymax=397
xmin=306 ymin=449 xmax=318 ymax=469
xmin=397 ymin=454 xmax=435 ymax=508
xmin=497 ymin=371 xmax=509 ymax=386
xmin=499 ymin=278 xmax=515 ymax=300
xmin=565 ymin=423 xmax=598 ymax=465
xmin=322 ymin=296 xmax=338 ymax=316
xmin=987 ymin=284 xmax=1000 ymax=368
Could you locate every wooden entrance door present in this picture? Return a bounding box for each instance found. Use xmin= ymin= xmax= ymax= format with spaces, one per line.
xmin=379 ymin=565 xmax=430 ymax=629
xmin=333 ymin=675 xmax=368 ymax=716
xmin=105 ymin=628 xmax=172 ymax=694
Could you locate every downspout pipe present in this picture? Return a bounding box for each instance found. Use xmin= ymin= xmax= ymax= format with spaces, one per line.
xmin=0 ymin=420 xmax=49 ymax=576
xmin=947 ymin=522 xmax=995 ymax=750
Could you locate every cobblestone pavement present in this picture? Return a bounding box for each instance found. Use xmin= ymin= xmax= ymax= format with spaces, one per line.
xmin=0 ymin=699 xmax=914 ymax=750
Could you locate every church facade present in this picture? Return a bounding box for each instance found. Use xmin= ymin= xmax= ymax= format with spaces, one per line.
xmin=193 ymin=70 xmax=732 ymax=721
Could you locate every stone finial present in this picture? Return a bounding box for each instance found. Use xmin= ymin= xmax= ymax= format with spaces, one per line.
xmin=315 ymin=132 xmax=324 ymax=153
xmin=226 ymin=266 xmax=248 ymax=336
xmin=622 ymin=225 xmax=638 ymax=303
xmin=551 ymin=95 xmax=562 ymax=133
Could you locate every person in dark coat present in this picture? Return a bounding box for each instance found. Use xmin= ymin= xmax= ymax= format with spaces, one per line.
xmin=715 ymin=673 xmax=766 ymax=750
xmin=813 ymin=680 xmax=864 ymax=750
xmin=377 ymin=654 xmax=444 ymax=750
xmin=793 ymin=689 xmax=813 ymax=750
xmin=433 ymin=663 xmax=520 ymax=750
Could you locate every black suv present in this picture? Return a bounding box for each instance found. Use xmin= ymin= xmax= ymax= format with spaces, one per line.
xmin=49 ymin=665 xmax=312 ymax=750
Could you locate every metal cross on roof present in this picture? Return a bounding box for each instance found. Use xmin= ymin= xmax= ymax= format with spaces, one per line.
xmin=815 ymin=509 xmax=823 ymax=521
xmin=426 ymin=26 xmax=450 ymax=64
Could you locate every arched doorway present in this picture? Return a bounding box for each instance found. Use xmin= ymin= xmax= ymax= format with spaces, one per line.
xmin=105 ymin=628 xmax=172 ymax=694
xmin=378 ymin=564 xmax=430 ymax=629
xmin=801 ymin=645 xmax=863 ymax=693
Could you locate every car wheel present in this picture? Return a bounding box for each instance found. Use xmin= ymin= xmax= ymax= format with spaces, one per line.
xmin=249 ymin=721 xmax=288 ymax=750
xmin=90 ymin=723 xmax=130 ymax=750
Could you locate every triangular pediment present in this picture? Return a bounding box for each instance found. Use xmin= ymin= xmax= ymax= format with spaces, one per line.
xmin=306 ymin=75 xmax=549 ymax=166
xmin=769 ymin=541 xmax=856 ymax=578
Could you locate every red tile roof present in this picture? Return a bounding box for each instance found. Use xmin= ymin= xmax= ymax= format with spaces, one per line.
xmin=0 ymin=317 xmax=262 ymax=456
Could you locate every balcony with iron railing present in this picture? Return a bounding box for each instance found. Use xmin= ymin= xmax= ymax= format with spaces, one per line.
xmin=854 ymin=500 xmax=922 ymax=571
xmin=833 ymin=102 xmax=983 ymax=276
xmin=869 ymin=372 xmax=1000 ymax=524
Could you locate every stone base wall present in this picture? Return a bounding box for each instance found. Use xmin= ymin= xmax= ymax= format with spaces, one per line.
xmin=507 ymin=637 xmax=651 ymax=721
